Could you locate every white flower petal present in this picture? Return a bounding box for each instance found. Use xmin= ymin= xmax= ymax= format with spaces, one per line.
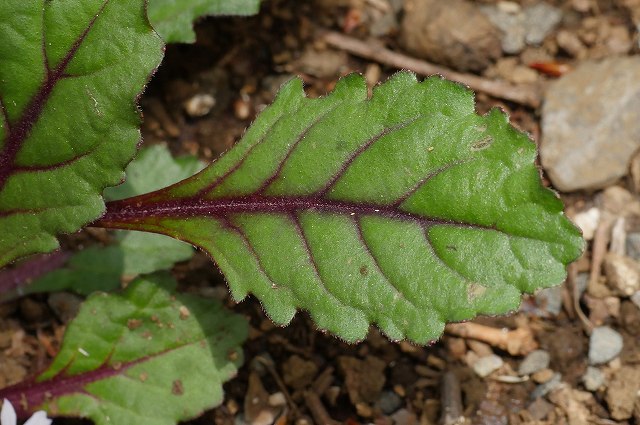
xmin=23 ymin=411 xmax=52 ymax=425
xmin=1 ymin=399 xmax=17 ymax=425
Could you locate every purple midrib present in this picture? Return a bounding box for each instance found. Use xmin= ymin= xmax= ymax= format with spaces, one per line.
xmin=0 ymin=336 xmax=208 ymax=418
xmin=98 ymin=195 xmax=493 ymax=231
xmin=0 ymin=0 xmax=108 ymax=191
xmin=0 ymin=355 xmax=139 ymax=418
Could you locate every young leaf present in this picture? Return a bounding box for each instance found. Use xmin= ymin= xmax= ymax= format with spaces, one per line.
xmin=20 ymin=231 xmax=193 ymax=296
xmin=0 ymin=0 xmax=164 ymax=268
xmin=96 ymin=72 xmax=584 ymax=344
xmin=103 ymin=145 xmax=205 ymax=202
xmin=148 ymin=0 xmax=261 ymax=43
xmin=0 ymin=274 xmax=248 ymax=424
xmin=8 ymin=146 xmax=204 ymax=298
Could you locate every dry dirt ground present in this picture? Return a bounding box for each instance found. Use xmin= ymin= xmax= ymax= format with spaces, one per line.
xmin=2 ymin=1 xmax=640 ymax=424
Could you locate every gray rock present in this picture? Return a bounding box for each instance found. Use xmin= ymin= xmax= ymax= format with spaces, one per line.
xmin=535 ymin=286 xmax=563 ymax=316
xmin=582 ymin=366 xmax=605 ymax=391
xmin=531 ymin=373 xmax=562 ymax=399
xmin=376 ymin=390 xmax=403 ymax=415
xmin=481 ymin=2 xmax=562 ymax=54
xmin=401 ymin=0 xmax=502 ymax=72
xmin=480 ymin=5 xmax=526 ymax=54
xmin=626 ymin=232 xmax=640 ymax=261
xmin=588 ymin=326 xmax=623 ymax=365
xmin=519 ymin=350 xmax=551 ymax=376
xmin=472 ymin=354 xmax=504 ymax=377
xmin=541 ymin=57 xmax=640 ymax=191
xmin=525 ymin=3 xmax=563 ymax=45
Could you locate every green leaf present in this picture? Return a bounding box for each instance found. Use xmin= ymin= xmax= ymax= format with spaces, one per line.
xmin=97 ymin=72 xmax=584 ymax=344
xmin=148 ymin=0 xmax=260 ymax=43
xmin=0 ymin=0 xmax=164 ymax=268
xmin=0 ymin=274 xmax=248 ymax=424
xmin=104 ymin=144 xmax=205 ymax=202
xmin=23 ymin=231 xmax=192 ymax=296
xmin=22 ymin=146 xmax=203 ymax=296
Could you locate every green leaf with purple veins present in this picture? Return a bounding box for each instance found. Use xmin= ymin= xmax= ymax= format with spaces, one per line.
xmin=148 ymin=0 xmax=260 ymax=43
xmin=96 ymin=72 xmax=584 ymax=344
xmin=0 ymin=273 xmax=247 ymax=424
xmin=0 ymin=0 xmax=164 ymax=267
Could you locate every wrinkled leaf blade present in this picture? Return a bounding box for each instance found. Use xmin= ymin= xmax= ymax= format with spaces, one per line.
xmin=148 ymin=0 xmax=260 ymax=43
xmin=0 ymin=0 xmax=164 ymax=267
xmin=0 ymin=274 xmax=247 ymax=424
xmin=98 ymin=73 xmax=584 ymax=344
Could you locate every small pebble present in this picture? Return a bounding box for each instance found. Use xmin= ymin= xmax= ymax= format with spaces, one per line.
xmin=390 ymin=409 xmax=417 ymax=424
xmin=527 ymin=398 xmax=554 ymax=421
xmin=233 ymin=97 xmax=251 ymax=120
xmin=355 ymin=402 xmax=373 ymax=418
xmin=626 ymin=233 xmax=640 ymax=261
xmin=572 ymin=207 xmax=600 ymax=240
xmin=183 ymin=93 xmax=216 ymax=117
xmin=376 ymin=390 xmax=403 ymax=415
xmin=531 ymin=368 xmax=555 ymax=384
xmin=519 ymin=350 xmax=551 ymax=376
xmin=268 ymin=392 xmax=286 ymax=407
xmin=535 ymin=286 xmax=563 ymax=316
xmin=472 ymin=354 xmax=504 ymax=377
xmin=531 ymin=373 xmax=562 ymax=399
xmin=588 ymin=326 xmax=623 ymax=365
xmin=603 ymin=253 xmax=640 ymax=297
xmin=631 ymin=291 xmax=640 ymax=309
xmin=582 ymin=366 xmax=605 ymax=391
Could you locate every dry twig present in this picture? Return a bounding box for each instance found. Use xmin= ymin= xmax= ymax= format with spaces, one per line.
xmin=445 ymin=322 xmax=537 ymax=356
xmin=321 ymin=31 xmax=543 ymax=108
xmin=440 ymin=371 xmax=465 ymax=425
xmin=303 ymin=391 xmax=340 ymax=425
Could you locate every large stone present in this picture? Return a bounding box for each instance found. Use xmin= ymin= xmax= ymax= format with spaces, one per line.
xmin=541 ymin=57 xmax=640 ymax=191
xmin=400 ymin=0 xmax=501 ymax=72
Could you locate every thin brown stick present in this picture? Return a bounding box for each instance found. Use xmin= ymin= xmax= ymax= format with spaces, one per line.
xmin=303 ymin=391 xmax=340 ymax=425
xmin=440 ymin=371 xmax=465 ymax=425
xmin=566 ymin=262 xmax=593 ymax=333
xmin=255 ymin=355 xmax=298 ymax=415
xmin=321 ymin=31 xmax=542 ymax=108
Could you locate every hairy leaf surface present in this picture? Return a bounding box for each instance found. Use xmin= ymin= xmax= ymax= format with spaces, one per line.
xmin=148 ymin=0 xmax=260 ymax=43
xmin=15 ymin=146 xmax=204 ymax=297
xmin=97 ymin=73 xmax=584 ymax=344
xmin=0 ymin=274 xmax=247 ymax=424
xmin=0 ymin=0 xmax=164 ymax=267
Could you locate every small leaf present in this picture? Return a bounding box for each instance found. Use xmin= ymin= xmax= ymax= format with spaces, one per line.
xmin=19 ymin=146 xmax=204 ymax=297
xmin=104 ymin=145 xmax=205 ymax=202
xmin=0 ymin=274 xmax=248 ymax=424
xmin=97 ymin=72 xmax=584 ymax=344
xmin=23 ymin=231 xmax=193 ymax=296
xmin=148 ymin=0 xmax=260 ymax=43
xmin=0 ymin=0 xmax=164 ymax=268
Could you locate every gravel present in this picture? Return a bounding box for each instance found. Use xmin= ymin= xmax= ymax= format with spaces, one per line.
xmin=472 ymin=354 xmax=504 ymax=377
xmin=582 ymin=366 xmax=605 ymax=392
xmin=588 ymin=326 xmax=623 ymax=365
xmin=519 ymin=350 xmax=551 ymax=376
